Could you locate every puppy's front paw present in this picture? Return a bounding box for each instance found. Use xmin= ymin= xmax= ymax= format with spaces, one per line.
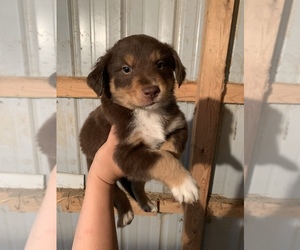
xmin=171 ymin=176 xmax=199 ymax=204
xmin=117 ymin=210 xmax=134 ymax=228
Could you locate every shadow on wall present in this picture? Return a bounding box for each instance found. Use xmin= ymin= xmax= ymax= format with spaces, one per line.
xmin=203 ymin=104 xmax=244 ymax=250
xmin=36 ymin=112 xmax=56 ymax=172
xmin=244 ymin=101 xmax=300 ymax=250
xmin=183 ymin=97 xmax=299 ymax=250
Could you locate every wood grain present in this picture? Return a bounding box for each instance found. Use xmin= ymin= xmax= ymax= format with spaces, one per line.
xmin=57 ymin=76 xmax=245 ymax=103
xmin=0 ymin=188 xmax=44 ymax=212
xmin=182 ymin=0 xmax=235 ymax=249
xmin=268 ymin=83 xmax=300 ymax=104
xmin=0 ymin=77 xmax=56 ymax=98
xmin=4 ymin=188 xmax=298 ymax=218
xmin=57 ymin=190 xmax=244 ymax=217
xmin=244 ymin=0 xmax=285 ymax=192
xmin=245 ymin=195 xmax=300 ymax=217
xmin=2 ymin=76 xmax=298 ymax=104
xmin=57 ymin=76 xmax=93 ymax=98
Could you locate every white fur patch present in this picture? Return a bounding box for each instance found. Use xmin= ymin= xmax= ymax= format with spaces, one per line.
xmin=118 ymin=210 xmax=134 ymax=227
xmin=140 ymin=200 xmax=158 ymax=213
xmin=133 ymin=109 xmax=165 ymax=149
xmin=171 ymin=176 xmax=199 ymax=204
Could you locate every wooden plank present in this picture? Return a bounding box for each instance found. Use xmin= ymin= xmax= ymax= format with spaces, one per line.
xmin=57 ymin=189 xmax=170 ymax=215
xmin=244 ymin=0 xmax=285 ymax=192
xmin=182 ymin=0 xmax=235 ymax=249
xmin=1 ymin=75 xmax=297 ymax=104
xmin=57 ymin=76 xmax=92 ymax=98
xmin=57 ymin=76 xmax=245 ymax=103
xmin=0 ymin=188 xmax=44 ymax=212
xmin=57 ymin=76 xmax=201 ymax=101
xmin=56 ymin=189 xmax=244 ymax=217
xmin=0 ymin=77 xmax=56 ymax=98
xmin=207 ymin=195 xmax=243 ymax=218
xmin=5 ymin=188 xmax=298 ymax=218
xmin=245 ymin=195 xmax=300 ymax=217
xmin=268 ymin=83 xmax=300 ymax=104
xmin=224 ymin=83 xmax=244 ymax=104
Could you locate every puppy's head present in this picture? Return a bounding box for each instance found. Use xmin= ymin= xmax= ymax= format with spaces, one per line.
xmin=87 ymin=34 xmax=186 ymax=109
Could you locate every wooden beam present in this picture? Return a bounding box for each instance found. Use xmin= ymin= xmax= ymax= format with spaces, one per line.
xmin=4 ymin=188 xmax=298 ymax=218
xmin=182 ymin=0 xmax=235 ymax=249
xmin=57 ymin=76 xmax=245 ymax=104
xmin=57 ymin=76 xmax=91 ymax=98
xmin=57 ymin=190 xmax=244 ymax=218
xmin=2 ymin=75 xmax=299 ymax=104
xmin=267 ymin=83 xmax=300 ymax=104
xmin=207 ymin=195 xmax=244 ymax=218
xmin=0 ymin=77 xmax=56 ymax=98
xmin=0 ymin=188 xmax=44 ymax=212
xmin=224 ymin=83 xmax=244 ymax=104
xmin=244 ymin=0 xmax=286 ymax=192
xmin=245 ymin=195 xmax=300 ymax=217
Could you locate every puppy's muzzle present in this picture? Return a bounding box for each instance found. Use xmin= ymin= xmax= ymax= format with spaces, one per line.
xmin=142 ymin=86 xmax=160 ymax=100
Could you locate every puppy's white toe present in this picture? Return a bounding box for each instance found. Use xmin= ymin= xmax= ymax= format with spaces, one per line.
xmin=117 ymin=210 xmax=134 ymax=227
xmin=141 ymin=200 xmax=158 ymax=213
xmin=171 ymin=176 xmax=199 ymax=204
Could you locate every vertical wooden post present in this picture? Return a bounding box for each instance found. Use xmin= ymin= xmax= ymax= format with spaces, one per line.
xmin=244 ymin=0 xmax=286 ymax=193
xmin=182 ymin=0 xmax=235 ymax=249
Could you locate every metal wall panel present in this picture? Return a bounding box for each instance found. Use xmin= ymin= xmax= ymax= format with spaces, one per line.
xmin=213 ymin=104 xmax=244 ymax=198
xmin=203 ymin=217 xmax=244 ymax=250
xmin=229 ymin=0 xmax=244 ymax=83
xmin=57 ymin=0 xmax=206 ymax=80
xmin=57 ymin=210 xmax=245 ymax=250
xmin=0 ymin=0 xmax=56 ymax=77
xmin=0 ymin=98 xmax=56 ymax=175
xmin=57 ymin=211 xmax=184 ymax=250
xmin=248 ymin=104 xmax=300 ymax=198
xmin=57 ymin=212 xmax=78 ymax=250
xmin=273 ymin=0 xmax=300 ymax=84
xmin=0 ymin=211 xmax=37 ymax=250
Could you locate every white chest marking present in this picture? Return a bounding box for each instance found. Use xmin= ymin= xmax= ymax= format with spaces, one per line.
xmin=133 ymin=110 xmax=165 ymax=149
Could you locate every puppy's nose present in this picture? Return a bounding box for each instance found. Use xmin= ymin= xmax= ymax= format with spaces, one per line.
xmin=142 ymin=86 xmax=160 ymax=99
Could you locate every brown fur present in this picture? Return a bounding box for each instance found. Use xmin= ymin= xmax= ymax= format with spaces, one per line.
xmin=79 ymin=34 xmax=196 ymax=227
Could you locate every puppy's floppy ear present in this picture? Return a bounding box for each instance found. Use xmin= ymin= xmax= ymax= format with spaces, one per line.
xmin=172 ymin=49 xmax=186 ymax=87
xmin=87 ymin=51 xmax=111 ymax=96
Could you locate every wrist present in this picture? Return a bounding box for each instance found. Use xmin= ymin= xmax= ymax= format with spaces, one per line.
xmin=87 ymin=168 xmax=115 ymax=187
xmin=88 ymin=157 xmax=121 ymax=185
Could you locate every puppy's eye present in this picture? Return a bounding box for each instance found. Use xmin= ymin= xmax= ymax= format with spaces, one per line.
xmin=122 ymin=65 xmax=132 ymax=74
xmin=157 ymin=61 xmax=165 ymax=70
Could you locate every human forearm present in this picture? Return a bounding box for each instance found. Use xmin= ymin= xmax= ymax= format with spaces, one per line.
xmin=72 ymin=171 xmax=118 ymax=250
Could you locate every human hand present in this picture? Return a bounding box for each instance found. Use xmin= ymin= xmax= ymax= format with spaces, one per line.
xmin=89 ymin=126 xmax=124 ymax=185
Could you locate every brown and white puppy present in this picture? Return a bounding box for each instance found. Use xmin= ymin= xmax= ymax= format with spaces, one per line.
xmin=79 ymin=34 xmax=198 ymax=227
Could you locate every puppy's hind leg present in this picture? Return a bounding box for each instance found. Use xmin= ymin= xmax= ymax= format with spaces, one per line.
xmin=119 ymin=179 xmax=157 ymax=213
xmin=113 ymin=184 xmax=134 ymax=227
xmin=131 ymin=181 xmax=158 ymax=213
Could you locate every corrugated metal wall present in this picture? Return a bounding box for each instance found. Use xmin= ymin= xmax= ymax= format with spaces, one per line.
xmin=0 ymin=0 xmax=56 ymax=249
xmin=244 ymin=1 xmax=300 ymax=249
xmin=0 ymin=0 xmax=56 ymax=77
xmin=56 ymin=0 xmax=244 ymax=249
xmin=2 ymin=0 xmax=299 ymax=249
xmin=57 ymin=0 xmax=206 ymax=81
